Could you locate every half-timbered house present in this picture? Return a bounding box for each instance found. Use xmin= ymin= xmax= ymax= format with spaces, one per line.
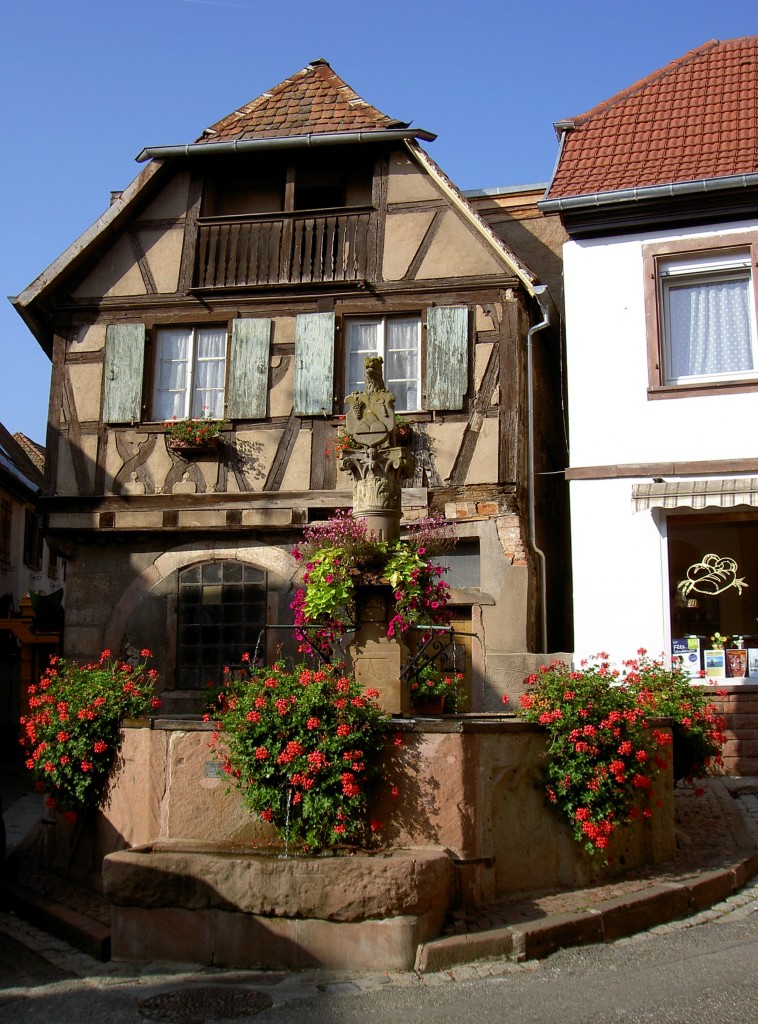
xmin=12 ymin=60 xmax=568 ymax=710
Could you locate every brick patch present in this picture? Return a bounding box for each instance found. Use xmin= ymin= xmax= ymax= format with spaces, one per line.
xmin=712 ymin=686 xmax=758 ymax=775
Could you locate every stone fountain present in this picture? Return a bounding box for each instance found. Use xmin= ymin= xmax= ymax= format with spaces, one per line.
xmin=72 ymin=360 xmax=676 ymax=971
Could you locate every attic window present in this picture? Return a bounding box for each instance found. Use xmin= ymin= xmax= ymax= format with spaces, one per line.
xmin=201 ymin=148 xmax=373 ymax=218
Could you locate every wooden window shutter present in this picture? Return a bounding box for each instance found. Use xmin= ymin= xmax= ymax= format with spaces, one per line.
xmin=227 ymin=318 xmax=271 ymax=420
xmin=426 ymin=306 xmax=468 ymax=410
xmin=294 ymin=312 xmax=335 ymax=415
xmin=103 ymin=323 xmax=146 ymax=424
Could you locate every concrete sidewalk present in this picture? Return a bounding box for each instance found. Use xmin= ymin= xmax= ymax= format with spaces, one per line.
xmin=1 ymin=773 xmax=758 ymax=977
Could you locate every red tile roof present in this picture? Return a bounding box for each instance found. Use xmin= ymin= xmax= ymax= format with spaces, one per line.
xmin=198 ymin=59 xmax=408 ymax=143
xmin=13 ymin=432 xmax=45 ymax=473
xmin=545 ymin=38 xmax=758 ymax=200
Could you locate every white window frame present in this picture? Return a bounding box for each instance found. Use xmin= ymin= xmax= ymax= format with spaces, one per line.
xmin=151 ymin=325 xmax=228 ymax=422
xmin=343 ymin=315 xmax=422 ymax=412
xmin=659 ymin=251 xmax=758 ymax=385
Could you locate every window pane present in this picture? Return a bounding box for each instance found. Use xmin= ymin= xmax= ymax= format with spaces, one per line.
xmin=191 ymin=328 xmax=227 ymax=418
xmin=666 ymin=274 xmax=754 ymax=379
xmin=385 ymin=318 xmax=420 ymax=411
xmin=345 ymin=320 xmax=379 ymax=395
xmin=177 ymin=561 xmax=266 ymax=688
xmin=154 ymin=329 xmax=191 ymax=420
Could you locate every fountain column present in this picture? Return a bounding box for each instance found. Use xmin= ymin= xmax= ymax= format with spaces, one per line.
xmin=339 ymin=358 xmax=415 ymax=713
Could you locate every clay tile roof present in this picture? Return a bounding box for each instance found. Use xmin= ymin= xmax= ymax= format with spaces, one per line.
xmin=545 ymin=37 xmax=758 ymax=200
xmin=198 ymin=58 xmax=408 ymax=143
xmin=13 ymin=432 xmax=45 ymax=474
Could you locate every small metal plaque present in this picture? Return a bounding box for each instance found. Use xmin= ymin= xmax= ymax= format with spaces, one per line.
xmin=204 ymin=761 xmax=225 ymax=779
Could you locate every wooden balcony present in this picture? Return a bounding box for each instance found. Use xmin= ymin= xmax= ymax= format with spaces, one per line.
xmin=193 ymin=208 xmax=375 ymax=289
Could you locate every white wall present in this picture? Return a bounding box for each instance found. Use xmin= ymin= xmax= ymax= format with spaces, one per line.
xmin=569 ymin=477 xmax=669 ymax=662
xmin=564 ymin=217 xmax=758 ymax=663
xmin=563 ymin=219 xmax=758 ymax=468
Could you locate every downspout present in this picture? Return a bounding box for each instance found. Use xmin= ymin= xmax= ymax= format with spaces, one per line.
xmin=526 ymin=284 xmax=559 ymax=653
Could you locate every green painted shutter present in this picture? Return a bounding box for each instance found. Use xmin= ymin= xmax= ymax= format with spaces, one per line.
xmin=294 ymin=312 xmax=335 ymax=415
xmin=426 ymin=306 xmax=468 ymax=410
xmin=227 ymin=318 xmax=271 ymax=419
xmin=103 ymin=323 xmax=146 ymax=424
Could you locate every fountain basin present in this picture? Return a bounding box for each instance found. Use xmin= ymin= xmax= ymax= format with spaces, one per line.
xmin=103 ymin=844 xmax=451 ymax=970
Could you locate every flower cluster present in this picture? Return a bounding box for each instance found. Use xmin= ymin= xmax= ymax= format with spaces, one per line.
xmin=290 ymin=512 xmax=454 ymax=656
xmin=164 ymin=414 xmax=224 ymax=446
xmin=210 ymin=660 xmax=390 ymax=849
xmin=20 ymin=651 xmax=161 ymax=818
xmin=515 ymin=651 xmax=726 ymax=855
xmin=324 ymin=418 xmax=356 ymax=460
xmin=409 ymin=664 xmax=465 ymax=711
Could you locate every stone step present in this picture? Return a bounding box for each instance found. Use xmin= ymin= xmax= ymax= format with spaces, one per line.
xmin=0 ymin=872 xmax=111 ymax=962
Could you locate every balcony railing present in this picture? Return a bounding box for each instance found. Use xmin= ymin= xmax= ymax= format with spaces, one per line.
xmin=193 ymin=208 xmax=374 ymax=289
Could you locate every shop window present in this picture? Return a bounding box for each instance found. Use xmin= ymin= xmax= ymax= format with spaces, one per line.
xmin=176 ymin=561 xmax=266 ymax=689
xmin=668 ymin=514 xmax=758 ymax=678
xmin=151 ymin=325 xmax=227 ymax=422
xmin=644 ymin=235 xmax=758 ymax=395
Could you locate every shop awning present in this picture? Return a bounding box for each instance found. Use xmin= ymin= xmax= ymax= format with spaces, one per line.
xmin=633 ymin=478 xmax=758 ymax=512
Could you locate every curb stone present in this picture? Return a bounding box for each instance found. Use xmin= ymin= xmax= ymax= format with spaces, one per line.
xmin=415 ymin=851 xmax=758 ymax=972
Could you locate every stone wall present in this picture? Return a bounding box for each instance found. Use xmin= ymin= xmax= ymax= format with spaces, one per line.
xmin=49 ymin=716 xmax=675 ymax=906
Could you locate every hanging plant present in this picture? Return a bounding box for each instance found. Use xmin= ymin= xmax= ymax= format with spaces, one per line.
xmin=290 ymin=512 xmax=455 ymax=656
xmin=20 ymin=651 xmax=161 ymax=819
xmin=515 ymin=652 xmax=726 ymax=855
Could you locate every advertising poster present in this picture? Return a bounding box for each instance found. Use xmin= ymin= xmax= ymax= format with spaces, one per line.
xmin=704 ymin=649 xmax=726 ymax=679
xmin=672 ymin=637 xmax=701 ymax=678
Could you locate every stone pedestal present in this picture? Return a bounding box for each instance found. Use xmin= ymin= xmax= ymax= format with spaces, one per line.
xmin=349 ymin=585 xmax=412 ymax=716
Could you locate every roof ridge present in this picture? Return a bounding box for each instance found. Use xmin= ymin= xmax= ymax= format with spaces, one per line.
xmin=198 ymin=59 xmax=405 ymax=144
xmin=566 ymin=39 xmax=721 ymax=128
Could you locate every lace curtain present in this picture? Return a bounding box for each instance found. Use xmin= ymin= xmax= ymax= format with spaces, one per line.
xmin=668 ymin=276 xmax=753 ymax=379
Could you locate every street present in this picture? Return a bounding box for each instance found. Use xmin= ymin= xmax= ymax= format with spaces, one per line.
xmin=0 ymin=887 xmax=757 ymax=1024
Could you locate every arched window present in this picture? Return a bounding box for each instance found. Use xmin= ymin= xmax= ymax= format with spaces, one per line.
xmin=177 ymin=561 xmax=266 ymax=688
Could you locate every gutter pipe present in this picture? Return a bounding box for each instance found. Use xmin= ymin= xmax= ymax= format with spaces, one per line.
xmin=136 ymin=128 xmax=437 ymax=163
xmin=526 ymin=284 xmax=558 ymax=654
xmin=539 ymin=171 xmax=758 ymax=214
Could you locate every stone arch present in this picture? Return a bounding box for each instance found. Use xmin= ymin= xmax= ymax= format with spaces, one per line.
xmin=104 ymin=540 xmax=300 ymax=655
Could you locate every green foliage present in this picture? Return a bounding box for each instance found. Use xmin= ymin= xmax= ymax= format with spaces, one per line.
xmin=211 ymin=660 xmax=391 ymax=850
xmin=516 ymin=652 xmax=726 ymax=855
xmin=20 ymin=651 xmax=160 ymax=818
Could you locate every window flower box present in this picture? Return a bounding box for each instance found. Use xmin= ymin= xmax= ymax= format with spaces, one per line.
xmin=164 ymin=417 xmax=224 ymax=454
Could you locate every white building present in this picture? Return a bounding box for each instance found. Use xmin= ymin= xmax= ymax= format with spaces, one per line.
xmin=541 ymin=38 xmax=758 ymax=678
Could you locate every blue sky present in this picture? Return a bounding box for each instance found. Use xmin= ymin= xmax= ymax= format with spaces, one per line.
xmin=2 ymin=0 xmax=757 ymax=442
